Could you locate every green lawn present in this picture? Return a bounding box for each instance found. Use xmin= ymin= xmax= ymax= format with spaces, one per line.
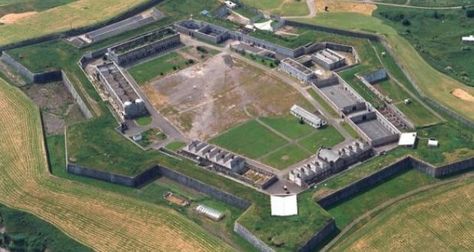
xmin=67 ymin=113 xmax=162 ymax=176
xmin=298 ymin=126 xmax=345 ymax=152
xmin=165 ymin=141 xmax=187 ymax=152
xmin=135 ymin=115 xmax=152 ymax=126
xmin=0 ymin=0 xmax=76 ymax=16
xmin=129 ymin=52 xmax=192 ymax=85
xmin=259 ymin=115 xmax=315 ymax=140
xmin=209 ymin=120 xmax=288 ymax=159
xmin=340 ymin=122 xmax=360 ymax=139
xmin=260 ymin=145 xmax=311 ymax=170
xmin=327 ymin=169 xmax=437 ymax=228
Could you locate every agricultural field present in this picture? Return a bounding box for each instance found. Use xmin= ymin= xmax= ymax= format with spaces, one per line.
xmin=0 ymin=0 xmax=76 ymax=19
xmin=0 ymin=203 xmax=91 ymax=251
xmin=143 ymin=54 xmax=312 ymax=140
xmin=0 ymin=0 xmax=151 ymax=46
xmin=330 ymin=175 xmax=474 ymax=251
xmin=0 ymin=77 xmax=232 ymax=251
xmin=373 ymin=0 xmax=474 ymax=7
xmin=298 ymin=12 xmax=474 ymax=121
xmin=211 ymin=116 xmax=344 ymax=170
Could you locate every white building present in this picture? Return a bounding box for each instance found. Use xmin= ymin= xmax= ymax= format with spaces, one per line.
xmin=462 ymin=35 xmax=474 ymax=43
xmin=398 ymin=132 xmax=417 ymax=148
xmin=290 ymin=104 xmax=327 ymax=129
xmin=195 ymin=205 xmax=225 ymax=221
xmin=270 ymin=194 xmax=298 ymax=216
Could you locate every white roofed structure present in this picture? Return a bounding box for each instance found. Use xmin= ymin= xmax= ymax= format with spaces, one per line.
xmin=195 ymin=205 xmax=225 ymax=221
xmin=290 ymin=104 xmax=327 ymax=129
xmin=398 ymin=132 xmax=417 ymax=148
xmin=462 ymin=35 xmax=474 ymax=43
xmin=270 ymin=194 xmax=298 ymax=216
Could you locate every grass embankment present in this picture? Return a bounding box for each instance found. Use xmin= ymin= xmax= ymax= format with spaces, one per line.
xmin=0 ymin=78 xmax=232 ymax=251
xmin=0 ymin=202 xmax=91 ymax=252
xmin=298 ymin=12 xmax=474 ymax=121
xmin=0 ymin=0 xmax=150 ymax=46
xmin=375 ymin=0 xmax=474 ymax=7
xmin=210 ymin=116 xmax=344 ymax=170
xmin=331 ymin=175 xmax=474 ymax=251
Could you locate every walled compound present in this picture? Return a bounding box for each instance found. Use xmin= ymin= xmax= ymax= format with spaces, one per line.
xmin=311 ymin=48 xmax=346 ymax=70
xmin=290 ymin=104 xmax=327 ymax=129
xmin=289 ymin=141 xmax=373 ymax=187
xmin=94 ymin=61 xmax=148 ymax=120
xmin=107 ymin=27 xmax=182 ymax=66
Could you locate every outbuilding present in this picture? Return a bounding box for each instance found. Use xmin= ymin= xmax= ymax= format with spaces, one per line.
xmin=398 ymin=132 xmax=417 ymax=148
xmin=428 ymin=138 xmax=439 ymax=148
xmin=462 ymin=35 xmax=474 ymax=43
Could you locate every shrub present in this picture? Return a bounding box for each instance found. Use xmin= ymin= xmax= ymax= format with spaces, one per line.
xmin=402 ymin=18 xmax=411 ymax=26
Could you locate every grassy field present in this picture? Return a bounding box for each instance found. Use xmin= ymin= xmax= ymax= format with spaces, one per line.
xmin=331 ymin=175 xmax=474 ymax=251
xmin=210 ymin=119 xmax=288 ymax=159
xmin=129 ymin=51 xmax=193 ymax=85
xmin=239 ymin=0 xmax=309 ymax=16
xmin=135 ymin=115 xmax=152 ymax=126
xmin=67 ymin=113 xmax=162 ymax=176
xmin=0 ymin=0 xmax=152 ymax=46
xmin=0 ymin=203 xmax=91 ymax=251
xmin=210 ymin=116 xmax=344 ymax=169
xmin=298 ymin=13 xmax=474 ymax=121
xmin=327 ymin=169 xmax=437 ymax=228
xmin=0 ymin=77 xmax=232 ymax=251
xmin=374 ymin=0 xmax=474 ymax=7
xmin=0 ymin=0 xmax=76 ymax=17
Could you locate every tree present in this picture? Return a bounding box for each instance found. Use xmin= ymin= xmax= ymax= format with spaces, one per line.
xmin=402 ymin=18 xmax=411 ymax=26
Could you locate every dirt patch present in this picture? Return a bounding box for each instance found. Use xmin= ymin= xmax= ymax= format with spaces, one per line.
xmin=164 ymin=192 xmax=190 ymax=207
xmin=143 ymin=53 xmax=306 ymax=140
xmin=316 ymin=0 xmax=377 ymax=15
xmin=22 ymin=82 xmax=83 ymax=135
xmin=451 ymin=88 xmax=474 ymax=102
xmin=0 ymin=11 xmax=37 ymax=24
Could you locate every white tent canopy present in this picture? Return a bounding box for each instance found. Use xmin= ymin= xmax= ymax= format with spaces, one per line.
xmin=254 ymin=20 xmax=273 ymax=32
xmin=271 ymin=194 xmax=298 ymax=216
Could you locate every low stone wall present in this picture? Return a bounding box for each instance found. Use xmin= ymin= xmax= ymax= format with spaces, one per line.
xmin=298 ymin=219 xmax=337 ymax=252
xmin=61 ymin=71 xmax=93 ymax=119
xmin=66 ymin=163 xmax=159 ymax=187
xmin=158 ymin=166 xmax=250 ymax=209
xmin=234 ymin=222 xmax=274 ymax=252
xmin=317 ymin=157 xmax=412 ymax=208
xmin=0 ymin=51 xmax=35 ymax=82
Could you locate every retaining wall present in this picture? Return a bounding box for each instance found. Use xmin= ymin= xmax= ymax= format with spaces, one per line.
xmin=234 ymin=222 xmax=274 ymax=252
xmin=61 ymin=71 xmax=93 ymax=119
xmin=298 ymin=219 xmax=338 ymax=252
xmin=284 ymin=20 xmax=380 ymax=41
xmin=0 ymin=51 xmax=35 ymax=82
xmin=317 ymin=157 xmax=412 ymax=208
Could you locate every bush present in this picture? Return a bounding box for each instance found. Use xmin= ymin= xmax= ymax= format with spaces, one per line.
xmin=466 ymin=9 xmax=474 ymax=18
xmin=402 ymin=18 xmax=411 ymax=26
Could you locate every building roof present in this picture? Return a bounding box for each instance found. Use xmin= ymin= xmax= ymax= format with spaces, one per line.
xmin=318 ymin=148 xmax=340 ymax=163
xmin=398 ymin=132 xmax=417 ymax=146
xmin=428 ymin=139 xmax=439 ymax=147
xmin=462 ymin=35 xmax=474 ymax=42
xmin=270 ymin=194 xmax=298 ymax=216
xmin=291 ymin=105 xmax=324 ymax=125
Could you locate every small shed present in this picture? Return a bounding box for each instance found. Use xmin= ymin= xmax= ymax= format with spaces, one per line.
xmin=398 ymin=132 xmax=417 ymax=148
xmin=132 ymin=134 xmax=142 ymax=142
xmin=428 ymin=139 xmax=439 ymax=148
xmin=462 ymin=35 xmax=474 ymax=43
xmin=195 ymin=205 xmax=225 ymax=221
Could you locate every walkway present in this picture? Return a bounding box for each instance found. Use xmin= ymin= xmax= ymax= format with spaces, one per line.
xmin=348 ymin=0 xmax=474 ymax=10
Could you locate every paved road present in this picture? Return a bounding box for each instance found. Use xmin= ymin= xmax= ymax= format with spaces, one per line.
xmin=121 ymin=69 xmax=186 ymax=142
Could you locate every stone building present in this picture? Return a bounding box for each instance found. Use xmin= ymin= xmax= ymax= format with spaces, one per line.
xmin=183 ymin=141 xmax=246 ymax=173
xmin=289 ymin=141 xmax=372 ymax=187
xmin=280 ymin=58 xmax=316 ymax=83
xmin=107 ymin=27 xmax=181 ymax=66
xmin=290 ymin=104 xmax=326 ymax=129
xmin=95 ymin=62 xmax=148 ymax=120
xmin=311 ymin=49 xmax=346 ymax=70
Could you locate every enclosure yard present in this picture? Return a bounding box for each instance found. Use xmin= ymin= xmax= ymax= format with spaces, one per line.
xmin=0 ymin=78 xmax=231 ymax=251
xmin=143 ymin=53 xmax=312 ymax=140
xmin=0 ymin=0 xmax=149 ymax=46
xmin=331 ymin=176 xmax=474 ymax=251
xmin=210 ymin=116 xmax=345 ymax=170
